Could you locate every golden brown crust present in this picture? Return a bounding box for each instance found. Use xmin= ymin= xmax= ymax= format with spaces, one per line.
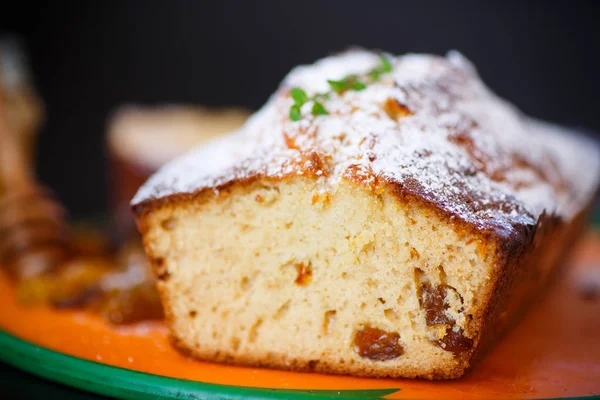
xmin=469 ymin=205 xmax=593 ymax=367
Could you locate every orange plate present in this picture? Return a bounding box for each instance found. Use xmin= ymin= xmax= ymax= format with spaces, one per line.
xmin=1 ymin=233 xmax=599 ymax=399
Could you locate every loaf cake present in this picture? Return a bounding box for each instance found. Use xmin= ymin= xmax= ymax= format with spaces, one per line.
xmin=131 ymin=50 xmax=600 ymax=379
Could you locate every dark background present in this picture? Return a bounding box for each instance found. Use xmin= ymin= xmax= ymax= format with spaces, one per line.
xmin=2 ymin=0 xmax=600 ymax=218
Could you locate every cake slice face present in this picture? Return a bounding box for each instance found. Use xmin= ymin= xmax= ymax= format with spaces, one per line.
xmin=137 ymin=177 xmax=501 ymax=378
xmin=132 ymin=50 xmax=600 ymax=379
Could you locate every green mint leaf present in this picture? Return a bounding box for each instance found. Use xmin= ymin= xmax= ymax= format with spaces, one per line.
xmin=290 ymin=87 xmax=308 ymax=106
xmin=380 ymin=54 xmax=393 ymax=73
xmin=289 ymin=105 xmax=301 ymax=121
xmin=327 ymin=79 xmax=347 ymax=94
xmin=312 ymin=101 xmax=328 ymax=116
xmin=316 ymin=92 xmax=331 ymax=100
xmin=352 ymin=81 xmax=367 ymax=91
xmin=368 ymin=69 xmax=382 ymax=81
xmin=290 ymin=54 xmax=394 ymax=121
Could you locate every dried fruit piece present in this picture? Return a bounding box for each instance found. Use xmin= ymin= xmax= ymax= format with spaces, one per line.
xmin=294 ymin=262 xmax=312 ymax=286
xmin=438 ymin=326 xmax=474 ymax=353
xmin=354 ymin=326 xmax=404 ymax=361
xmin=419 ymin=282 xmax=453 ymax=325
xmin=384 ymin=97 xmax=413 ymax=120
xmin=418 ymin=281 xmax=473 ymax=353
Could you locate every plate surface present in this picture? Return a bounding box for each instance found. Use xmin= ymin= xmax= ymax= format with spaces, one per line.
xmin=0 ymin=232 xmax=599 ymax=400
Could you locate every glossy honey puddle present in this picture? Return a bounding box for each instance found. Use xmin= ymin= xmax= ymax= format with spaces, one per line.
xmin=0 ymin=233 xmax=599 ymax=399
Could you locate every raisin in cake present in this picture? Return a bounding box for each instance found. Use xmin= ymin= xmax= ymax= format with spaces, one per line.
xmin=131 ymin=50 xmax=600 ymax=379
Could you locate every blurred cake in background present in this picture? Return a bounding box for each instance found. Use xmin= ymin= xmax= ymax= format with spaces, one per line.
xmin=107 ymin=105 xmax=249 ymax=241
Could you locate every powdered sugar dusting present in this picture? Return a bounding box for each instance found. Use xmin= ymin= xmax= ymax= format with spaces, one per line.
xmin=132 ymin=50 xmax=600 ymax=236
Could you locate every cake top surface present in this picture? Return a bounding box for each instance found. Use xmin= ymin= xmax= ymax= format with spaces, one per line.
xmin=132 ymin=50 xmax=600 ymax=237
